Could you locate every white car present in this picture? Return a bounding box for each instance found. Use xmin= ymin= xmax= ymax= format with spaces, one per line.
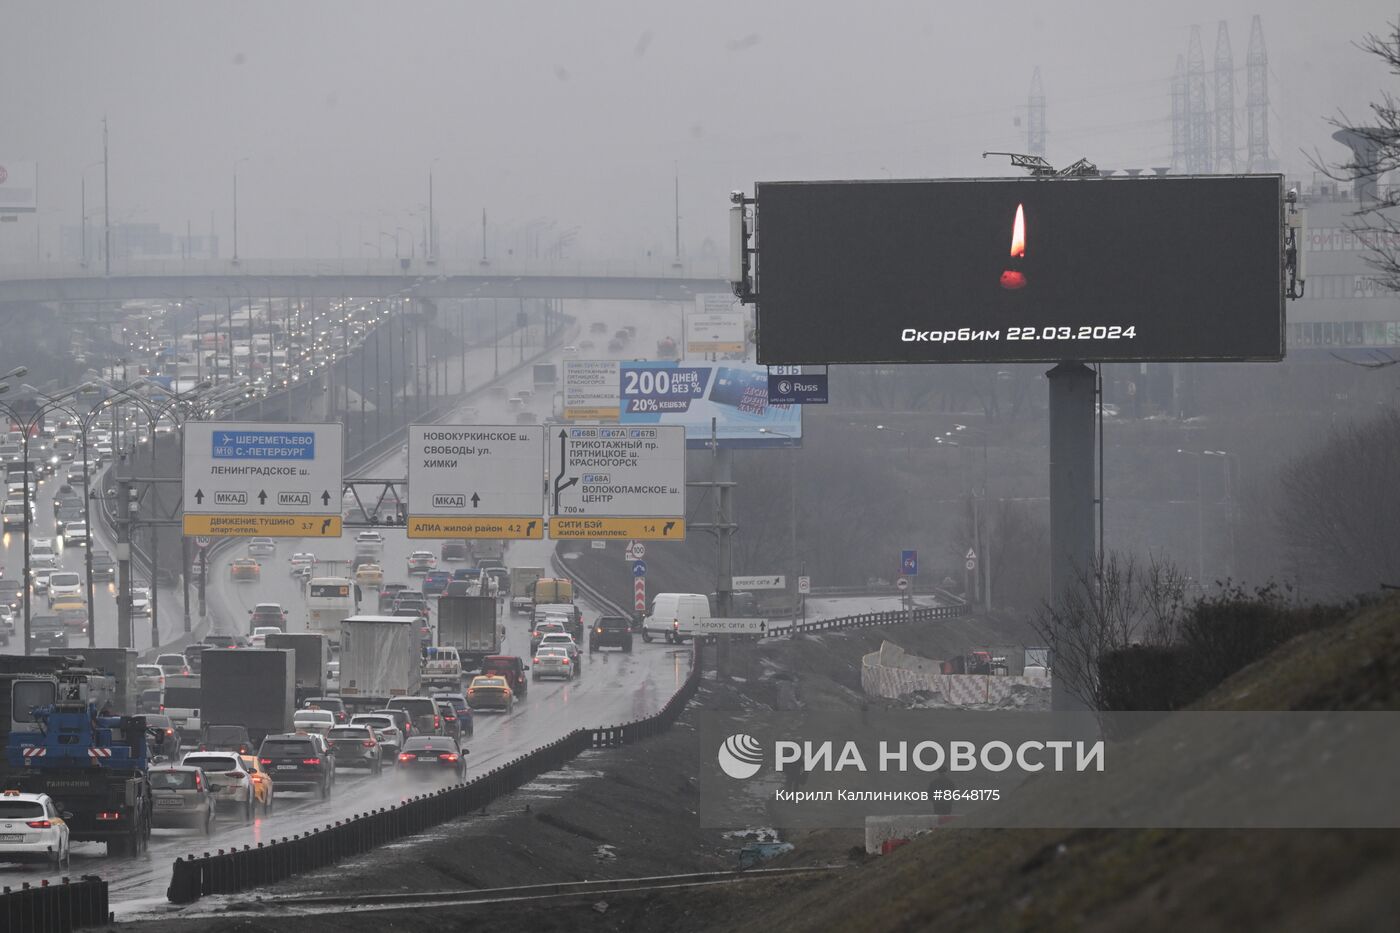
xmin=355 ymin=530 xmax=385 ymax=547
xmin=249 ymin=626 xmax=282 ymax=649
xmin=536 ymin=632 xmax=581 ymax=664
xmin=62 ymin=522 xmax=88 ymax=546
xmin=531 ymin=646 xmax=576 ymax=680
xmin=131 ymin=587 xmax=152 ymax=617
xmin=135 ymin=663 xmax=165 ymax=694
xmin=30 ymin=538 xmax=55 ymax=561
xmin=179 ymin=752 xmax=260 ymax=818
xmin=292 ymin=710 xmax=336 ymax=736
xmin=46 ymin=571 xmax=82 ymax=602
xmin=0 ymin=790 xmax=69 ymax=869
xmin=348 ymin=713 xmax=402 ymax=755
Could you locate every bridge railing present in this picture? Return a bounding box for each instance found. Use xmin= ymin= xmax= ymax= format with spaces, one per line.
xmin=0 ymin=256 xmax=731 ymax=282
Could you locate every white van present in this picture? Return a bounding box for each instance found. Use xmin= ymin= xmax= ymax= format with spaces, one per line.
xmin=641 ymin=593 xmax=710 ymax=644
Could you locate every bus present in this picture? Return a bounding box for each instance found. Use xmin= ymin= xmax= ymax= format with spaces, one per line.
xmin=307 ymin=577 xmax=358 ymax=643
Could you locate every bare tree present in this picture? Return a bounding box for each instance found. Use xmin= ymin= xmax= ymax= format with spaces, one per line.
xmin=1029 ymin=553 xmax=1188 ymax=710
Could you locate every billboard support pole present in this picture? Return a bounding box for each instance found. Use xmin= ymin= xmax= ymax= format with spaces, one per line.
xmin=1047 ymin=361 xmax=1096 ymax=711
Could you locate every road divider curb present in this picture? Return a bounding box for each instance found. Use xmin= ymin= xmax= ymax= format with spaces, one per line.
xmin=0 ymin=875 xmax=110 ymax=933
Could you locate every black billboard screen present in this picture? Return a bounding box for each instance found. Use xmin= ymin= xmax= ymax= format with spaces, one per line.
xmin=753 ymin=176 xmax=1284 ymax=364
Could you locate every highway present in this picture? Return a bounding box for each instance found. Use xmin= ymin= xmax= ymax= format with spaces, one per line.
xmin=0 ymin=299 xmax=693 ymax=910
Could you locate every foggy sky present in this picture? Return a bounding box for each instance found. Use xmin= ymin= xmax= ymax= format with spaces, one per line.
xmin=2 ymin=0 xmax=1394 ymax=263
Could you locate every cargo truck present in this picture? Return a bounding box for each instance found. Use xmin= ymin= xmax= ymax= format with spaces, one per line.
xmin=509 ymin=567 xmax=545 ymax=614
xmin=530 ymin=577 xmax=575 ymax=613
xmin=265 ymin=632 xmax=330 ymax=702
xmin=338 ymin=616 xmax=420 ymax=707
xmin=199 ymin=649 xmax=295 ymax=746
xmin=435 ymin=595 xmax=499 ymax=676
xmin=44 ymin=647 xmax=138 ymax=713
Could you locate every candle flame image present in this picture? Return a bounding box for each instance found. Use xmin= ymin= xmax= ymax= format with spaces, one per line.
xmin=1000 ymin=203 xmax=1027 ymax=290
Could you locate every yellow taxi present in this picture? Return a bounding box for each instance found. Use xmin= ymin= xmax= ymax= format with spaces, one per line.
xmin=229 ymin=558 xmax=261 ymax=582
xmin=238 ymin=754 xmax=275 ymax=811
xmin=51 ymin=598 xmax=88 ymax=630
xmin=355 ymin=563 xmax=383 ymax=586
xmin=466 ymin=675 xmax=514 ymax=712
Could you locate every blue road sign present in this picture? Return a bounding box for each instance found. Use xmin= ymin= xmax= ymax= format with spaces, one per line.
xmin=213 ymin=430 xmax=316 ymax=460
xmin=767 ymin=368 xmax=829 ymax=405
xmin=633 ymin=560 xmax=647 ymax=577
xmin=900 ymin=550 xmax=918 ymax=575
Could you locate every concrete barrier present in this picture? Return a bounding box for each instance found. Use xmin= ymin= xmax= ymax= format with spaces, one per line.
xmin=864 ymin=815 xmax=945 ymax=854
xmin=861 ymin=641 xmax=1050 ymax=707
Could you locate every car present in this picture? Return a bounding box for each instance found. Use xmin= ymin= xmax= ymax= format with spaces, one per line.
xmin=52 ymin=600 xmax=88 ymax=633
xmin=203 ymin=633 xmax=249 ymax=649
xmin=427 ymin=693 xmax=474 ymax=737
xmin=89 ymin=550 xmax=116 ymax=580
xmin=480 ymin=655 xmax=529 ymax=698
xmin=183 ymin=644 xmax=207 ymax=674
xmin=371 ymin=707 xmax=416 ymax=742
xmin=247 ymin=537 xmax=276 ymax=556
xmin=450 ymin=568 xmax=478 ymax=582
xmin=349 ymin=713 xmax=403 ymax=757
xmin=137 ymin=688 xmax=164 ymax=715
xmin=392 ymin=592 xmax=431 ymax=619
xmin=607 ymin=338 xmax=624 ymax=352
xmin=327 ymin=724 xmax=383 ymax=774
xmin=289 ymin=552 xmax=317 ymax=574
xmin=538 ymin=632 xmax=581 ymax=666
xmin=249 ymin=626 xmax=282 ymax=649
xmin=156 ymin=653 xmax=190 ymax=677
xmin=65 ymin=468 xmax=88 ymax=486
xmin=433 ymin=699 xmax=464 ymax=741
xmin=421 ymin=570 xmax=451 ymax=596
xmin=46 ymin=571 xmax=82 ymax=603
xmin=30 ymin=568 xmax=54 ymax=598
xmin=292 ymin=709 xmax=336 ymax=736
xmin=355 ymin=530 xmax=385 ymax=547
xmin=258 ymin=733 xmax=335 ymax=797
xmin=200 ymin=724 xmax=255 ymax=756
xmin=396 ymin=735 xmax=466 ymax=779
xmin=385 ymin=696 xmax=444 ymax=737
xmin=53 ymin=506 xmax=82 ymax=535
xmin=466 ymin=675 xmax=514 ymax=712
xmin=641 ymin=592 xmax=711 ymax=644
xmin=135 ymin=663 xmax=166 ymax=694
xmin=530 ymin=619 xmax=569 ymax=654
xmin=229 ymin=558 xmax=261 ymax=582
xmin=440 ymin=540 xmax=470 ymax=562
xmin=406 ymin=551 xmax=437 ymax=575
xmin=248 ymin=603 xmax=287 ymax=630
xmin=0 ymin=579 xmax=22 ymax=612
xmin=149 ymin=767 xmax=214 ymax=835
xmin=180 ymin=751 xmax=261 ymax=819
xmin=377 ymin=582 xmax=410 ymax=610
xmin=62 ymin=522 xmax=88 ymax=546
xmin=301 ymin=697 xmax=348 ymax=724
xmin=355 ymin=562 xmax=384 ymax=586
xmin=130 ymin=586 xmax=153 ymax=617
xmin=590 ymin=615 xmax=634 ymax=653
xmin=579 ymin=339 xmax=595 ymax=350
xmin=30 ymin=538 xmax=55 ymax=561
xmin=531 ymin=646 xmax=576 ymax=681
xmin=144 ymin=713 xmax=181 ymax=760
xmin=590 ymin=321 xmax=608 ymax=334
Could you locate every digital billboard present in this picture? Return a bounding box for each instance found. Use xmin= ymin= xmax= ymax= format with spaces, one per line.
xmin=753 ymin=175 xmax=1284 ymax=364
xmin=564 ymin=359 xmax=800 ymax=448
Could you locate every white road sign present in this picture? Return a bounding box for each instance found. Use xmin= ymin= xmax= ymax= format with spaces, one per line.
xmin=563 ymin=359 xmax=622 ymax=421
xmin=628 ymin=542 xmax=646 ymax=560
xmin=406 ymin=425 xmax=545 ymax=539
xmin=548 ymin=425 xmax=685 ymax=540
xmin=732 ymin=575 xmax=785 ymax=590
xmin=182 ymin=422 xmax=343 ymax=538
xmin=797 ymin=575 xmax=811 ymax=595
xmin=692 ymin=618 xmax=769 ymax=635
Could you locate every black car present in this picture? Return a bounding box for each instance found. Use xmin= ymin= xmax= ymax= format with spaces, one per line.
xmin=326 ymin=725 xmax=382 ymax=774
xmin=145 ymin=713 xmax=182 ymax=759
xmin=257 ymin=733 xmax=335 ymax=797
xmin=0 ymin=580 xmax=22 ymax=612
xmin=590 ymin=615 xmax=634 ymax=653
xmin=31 ymin=615 xmax=67 ymax=650
xmin=396 ymin=735 xmax=466 ymax=779
xmin=183 ymin=644 xmax=206 ymax=674
xmin=89 ymin=550 xmax=116 ymax=580
xmin=203 ymin=633 xmax=249 ymax=649
xmin=434 ymin=700 xmax=463 ymax=741
xmin=430 ymin=693 xmax=474 ymax=737
xmin=201 ymin=724 xmax=254 ymax=755
xmin=440 ymin=540 xmax=469 ymax=562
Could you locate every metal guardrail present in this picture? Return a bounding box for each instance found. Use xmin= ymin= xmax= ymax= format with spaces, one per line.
xmin=766 ymin=603 xmax=970 ymax=638
xmin=0 ymin=876 xmax=110 ymax=933
xmin=166 ymin=643 xmax=700 ymax=904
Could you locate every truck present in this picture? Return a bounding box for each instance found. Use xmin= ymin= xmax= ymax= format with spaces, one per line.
xmin=1 ymin=673 xmax=152 ymax=856
xmin=44 ymin=648 xmax=138 ymax=713
xmin=436 ymin=595 xmax=499 ymax=674
xmin=509 ymin=567 xmax=545 ymax=614
xmin=265 ymin=632 xmax=330 ymax=702
xmin=531 ymin=577 xmax=575 ymax=613
xmin=161 ymin=675 xmax=203 ymax=741
xmin=338 ymin=615 xmax=420 ymax=704
xmin=199 ymin=649 xmax=295 ymax=747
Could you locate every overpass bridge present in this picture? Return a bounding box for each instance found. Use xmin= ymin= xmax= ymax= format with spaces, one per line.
xmin=0 ymin=257 xmax=733 ymax=305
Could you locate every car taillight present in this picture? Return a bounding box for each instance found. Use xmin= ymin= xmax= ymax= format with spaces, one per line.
xmin=398 ymin=752 xmax=416 ymax=761
xmin=259 ymin=758 xmax=272 ymax=765
xmin=26 ymin=819 xmax=51 ymax=828
xmin=673 ymin=620 xmax=679 ymax=630
xmin=96 ymin=812 xmax=121 ymax=821
xmin=166 ymin=729 xmax=174 ymax=736
xmin=438 ymin=753 xmax=458 ymax=762
xmin=433 ymin=715 xmax=440 ymax=728
xmin=362 ymin=740 xmax=376 ymax=747
xmin=443 ymin=714 xmax=455 ymax=721
xmin=562 ymin=658 xmax=570 ymax=665
xmin=302 ymin=758 xmax=320 ymax=765
xmin=466 ymin=688 xmax=475 ymax=696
